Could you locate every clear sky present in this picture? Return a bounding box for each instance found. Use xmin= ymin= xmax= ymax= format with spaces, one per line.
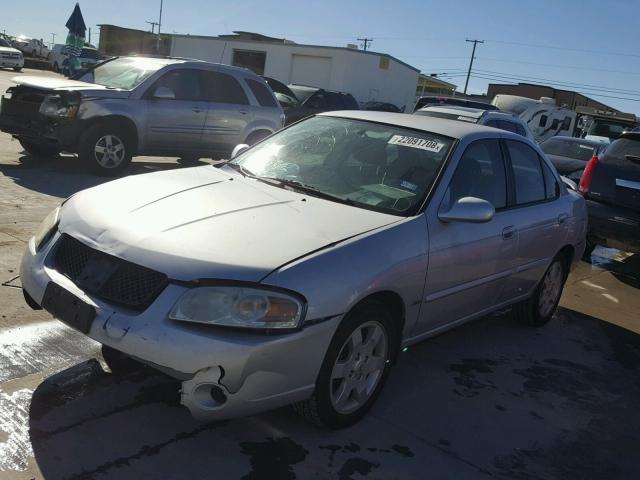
xmin=3 ymin=0 xmax=640 ymax=114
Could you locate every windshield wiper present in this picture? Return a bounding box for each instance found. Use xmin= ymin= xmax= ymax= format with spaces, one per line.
xmin=225 ymin=162 xmax=253 ymax=178
xmin=258 ymin=177 xmax=355 ymax=205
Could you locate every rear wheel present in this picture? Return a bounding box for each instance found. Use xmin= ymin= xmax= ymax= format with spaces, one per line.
xmin=513 ymin=255 xmax=567 ymax=326
xmin=78 ymin=123 xmax=133 ymax=176
xmin=18 ymin=139 xmax=60 ymax=158
xmin=293 ymin=302 xmax=396 ymax=428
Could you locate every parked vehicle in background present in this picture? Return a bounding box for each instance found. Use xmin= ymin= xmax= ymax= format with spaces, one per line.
xmin=264 ymin=78 xmax=358 ymax=125
xmin=0 ymin=38 xmax=24 ymax=72
xmin=492 ymin=95 xmax=576 ymax=143
xmin=415 ymin=105 xmax=535 ymax=142
xmin=578 ymin=131 xmax=640 ymax=257
xmin=362 ymin=101 xmax=403 ymax=113
xmin=12 ymin=37 xmax=50 ymax=59
xmin=413 ymin=95 xmax=498 ymax=112
xmin=575 ymin=106 xmax=638 ymax=144
xmin=540 ymin=137 xmax=608 ymax=185
xmin=0 ymin=56 xmax=284 ymax=175
xmin=50 ymin=44 xmax=103 ymax=75
xmin=20 ymin=111 xmax=586 ymax=427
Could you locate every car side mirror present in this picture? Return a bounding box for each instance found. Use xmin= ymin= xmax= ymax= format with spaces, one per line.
xmin=153 ymin=86 xmax=175 ymax=100
xmin=438 ymin=197 xmax=495 ymax=223
xmin=231 ymin=144 xmax=250 ymax=159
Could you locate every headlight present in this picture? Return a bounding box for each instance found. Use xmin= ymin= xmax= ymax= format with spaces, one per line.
xmin=39 ymin=95 xmax=79 ymax=118
xmin=169 ymin=286 xmax=305 ymax=330
xmin=34 ymin=206 xmax=60 ymax=251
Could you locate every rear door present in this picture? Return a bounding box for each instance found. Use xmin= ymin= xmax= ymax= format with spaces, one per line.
xmin=200 ymin=70 xmax=252 ymax=155
xmin=588 ymin=136 xmax=640 ymax=213
xmin=502 ymin=140 xmax=567 ymax=298
xmin=143 ymin=68 xmax=208 ymax=153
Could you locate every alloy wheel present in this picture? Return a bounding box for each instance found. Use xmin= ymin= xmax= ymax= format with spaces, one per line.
xmin=538 ymin=261 xmax=564 ymax=318
xmin=94 ymin=135 xmax=126 ymax=168
xmin=330 ymin=320 xmax=388 ymax=414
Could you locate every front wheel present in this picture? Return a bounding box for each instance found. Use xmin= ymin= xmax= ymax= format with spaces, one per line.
xmin=78 ymin=123 xmax=133 ymax=176
xmin=513 ymin=255 xmax=567 ymax=327
xmin=18 ymin=139 xmax=60 ymax=158
xmin=293 ymin=302 xmax=396 ymax=428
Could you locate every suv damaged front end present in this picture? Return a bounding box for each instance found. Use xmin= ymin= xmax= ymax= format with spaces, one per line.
xmin=0 ymin=84 xmax=82 ymax=149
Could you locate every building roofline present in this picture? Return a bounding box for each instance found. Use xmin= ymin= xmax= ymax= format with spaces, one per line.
xmin=169 ymin=32 xmax=420 ymax=72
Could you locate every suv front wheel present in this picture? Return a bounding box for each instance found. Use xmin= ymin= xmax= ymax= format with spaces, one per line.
xmin=79 ymin=123 xmax=133 ymax=176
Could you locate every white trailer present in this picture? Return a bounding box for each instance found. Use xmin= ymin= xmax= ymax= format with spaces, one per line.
xmin=492 ymin=94 xmax=576 ymax=143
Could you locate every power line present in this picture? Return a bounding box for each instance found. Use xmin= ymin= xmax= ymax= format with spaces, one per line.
xmin=476 ymin=57 xmax=640 ymax=76
xmin=472 ymin=69 xmax=640 ymax=96
xmin=483 ymin=38 xmax=640 ymax=60
xmin=464 ymin=39 xmax=484 ymax=94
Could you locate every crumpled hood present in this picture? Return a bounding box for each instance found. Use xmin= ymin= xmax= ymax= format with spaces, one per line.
xmin=59 ymin=166 xmax=400 ymax=282
xmin=12 ymin=75 xmax=111 ymax=92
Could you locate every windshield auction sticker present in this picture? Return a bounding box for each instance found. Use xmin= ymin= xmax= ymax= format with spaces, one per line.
xmin=388 ymin=135 xmax=445 ymax=152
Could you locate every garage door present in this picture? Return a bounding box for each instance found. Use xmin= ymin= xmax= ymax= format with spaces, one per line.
xmin=290 ymin=54 xmax=332 ymax=88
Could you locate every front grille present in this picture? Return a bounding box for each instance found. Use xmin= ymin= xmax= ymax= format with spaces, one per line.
xmin=53 ymin=234 xmax=168 ymax=311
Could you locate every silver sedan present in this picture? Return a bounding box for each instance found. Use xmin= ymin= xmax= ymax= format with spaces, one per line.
xmin=20 ymin=111 xmax=587 ymax=428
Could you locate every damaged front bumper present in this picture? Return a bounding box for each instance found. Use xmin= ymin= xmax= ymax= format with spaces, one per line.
xmin=20 ymin=231 xmax=340 ymax=421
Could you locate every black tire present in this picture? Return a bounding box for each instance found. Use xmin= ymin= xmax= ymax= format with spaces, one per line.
xmin=513 ymin=254 xmax=568 ymax=327
xmin=78 ymin=123 xmax=133 ymax=176
xmin=292 ymin=301 xmax=397 ymax=429
xmin=53 ymin=62 xmax=59 ymax=73
xmin=101 ymin=344 xmax=141 ymax=375
xmin=582 ymin=239 xmax=597 ymax=261
xmin=18 ymin=139 xmax=60 ymax=158
xmin=245 ymin=130 xmax=271 ymax=146
xmin=13 ymin=67 xmax=22 ymax=72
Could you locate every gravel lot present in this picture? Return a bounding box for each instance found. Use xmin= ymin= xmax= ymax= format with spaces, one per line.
xmin=0 ymin=68 xmax=639 ymax=480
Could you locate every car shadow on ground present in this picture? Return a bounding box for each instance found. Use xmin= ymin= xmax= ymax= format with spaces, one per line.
xmin=27 ymin=308 xmax=640 ymax=480
xmin=0 ymin=152 xmax=213 ymax=199
xmin=590 ymin=251 xmax=640 ymax=290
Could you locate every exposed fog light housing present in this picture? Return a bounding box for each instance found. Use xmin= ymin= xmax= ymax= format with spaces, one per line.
xmin=34 ymin=206 xmax=60 ymax=251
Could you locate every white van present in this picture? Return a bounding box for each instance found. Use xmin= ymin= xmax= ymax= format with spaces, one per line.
xmin=49 ymin=44 xmax=103 ymax=75
xmin=492 ymin=95 xmax=576 ymax=143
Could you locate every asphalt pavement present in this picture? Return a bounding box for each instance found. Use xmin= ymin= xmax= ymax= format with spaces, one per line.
xmin=0 ymin=68 xmax=639 ymax=480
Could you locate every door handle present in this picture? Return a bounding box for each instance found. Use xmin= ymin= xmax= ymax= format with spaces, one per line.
xmin=239 ymin=110 xmax=248 ymax=115
xmin=192 ymin=107 xmax=204 ymax=113
xmin=558 ymin=213 xmax=569 ymax=224
xmin=502 ymin=226 xmax=516 ymax=240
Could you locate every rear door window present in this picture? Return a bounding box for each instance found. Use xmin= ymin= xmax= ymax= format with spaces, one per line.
xmin=201 ymin=70 xmax=249 ymax=105
xmin=506 ymin=140 xmax=546 ymax=205
xmin=245 ymin=78 xmax=277 ymax=107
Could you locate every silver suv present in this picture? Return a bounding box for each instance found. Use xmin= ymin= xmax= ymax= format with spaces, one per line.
xmin=0 ymin=57 xmax=284 ymax=175
xmin=415 ymin=105 xmax=536 ymax=143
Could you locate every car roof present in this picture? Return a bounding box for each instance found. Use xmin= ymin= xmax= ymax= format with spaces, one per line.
xmin=320 ymin=111 xmax=506 ymax=139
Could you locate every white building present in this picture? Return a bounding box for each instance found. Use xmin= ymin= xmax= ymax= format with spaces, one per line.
xmin=169 ymin=31 xmax=420 ymax=110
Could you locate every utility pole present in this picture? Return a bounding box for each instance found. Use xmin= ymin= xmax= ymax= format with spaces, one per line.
xmin=357 ymin=37 xmax=373 ymax=51
xmin=50 ymin=33 xmax=56 ymax=48
xmin=463 ymin=38 xmax=484 ymax=95
xmin=156 ymin=0 xmax=164 ymax=53
xmin=146 ymin=21 xmax=159 ymax=34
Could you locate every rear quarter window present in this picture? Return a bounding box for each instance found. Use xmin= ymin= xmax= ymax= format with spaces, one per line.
xmin=506 ymin=140 xmax=547 ymax=205
xmin=245 ymin=78 xmax=277 ymax=107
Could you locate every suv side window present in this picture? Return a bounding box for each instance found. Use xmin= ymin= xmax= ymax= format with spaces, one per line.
xmin=506 ymin=140 xmax=546 ymax=205
xmin=446 ymin=139 xmax=507 ymax=210
xmin=201 ymin=70 xmax=249 ymax=105
xmin=484 ymin=119 xmax=499 ymax=129
xmin=245 ymin=78 xmax=277 ymax=107
xmin=153 ymin=69 xmax=203 ymax=101
xmin=514 ymin=122 xmax=527 ymax=137
xmin=496 ymin=119 xmax=518 ymax=134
